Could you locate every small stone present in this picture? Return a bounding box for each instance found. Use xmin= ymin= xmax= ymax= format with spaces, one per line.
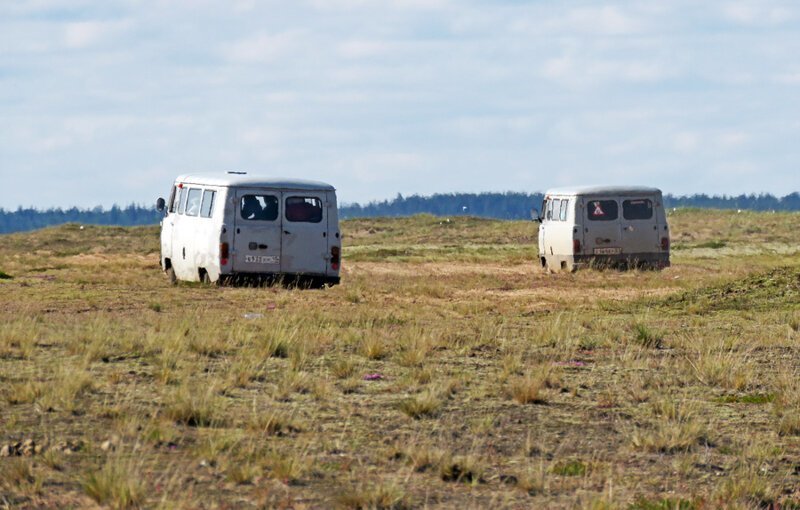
xmin=101 ymin=440 xmax=116 ymax=452
xmin=21 ymin=439 xmax=36 ymax=456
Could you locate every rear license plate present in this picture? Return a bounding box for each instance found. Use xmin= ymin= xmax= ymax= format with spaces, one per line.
xmin=594 ymin=247 xmax=622 ymax=255
xmin=244 ymin=255 xmax=279 ymax=264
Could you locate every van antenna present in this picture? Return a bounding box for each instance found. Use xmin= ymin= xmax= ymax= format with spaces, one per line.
xmin=227 ymin=171 xmax=247 ymax=175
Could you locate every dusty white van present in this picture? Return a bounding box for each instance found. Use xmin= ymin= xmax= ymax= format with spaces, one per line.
xmin=156 ymin=173 xmax=341 ymax=286
xmin=536 ymin=186 xmax=670 ymax=271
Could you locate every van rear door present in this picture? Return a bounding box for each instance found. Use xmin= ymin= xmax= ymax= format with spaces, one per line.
xmin=620 ymin=196 xmax=660 ymax=256
xmin=281 ymin=192 xmax=328 ymax=276
xmin=232 ymin=189 xmax=282 ymax=274
xmin=582 ymin=197 xmax=622 ymax=256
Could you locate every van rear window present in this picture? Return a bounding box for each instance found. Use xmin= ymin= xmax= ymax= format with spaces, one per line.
xmin=241 ymin=195 xmax=279 ymax=221
xmin=623 ymin=199 xmax=653 ymax=220
xmin=588 ymin=200 xmax=618 ymax=221
xmin=286 ymin=197 xmax=323 ymax=223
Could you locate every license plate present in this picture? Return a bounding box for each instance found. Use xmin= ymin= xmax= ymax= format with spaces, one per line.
xmin=244 ymin=255 xmax=279 ymax=264
xmin=594 ymin=247 xmax=622 ymax=255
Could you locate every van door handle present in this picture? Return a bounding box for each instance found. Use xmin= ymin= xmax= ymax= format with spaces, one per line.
xmin=283 ymin=230 xmax=291 ymax=235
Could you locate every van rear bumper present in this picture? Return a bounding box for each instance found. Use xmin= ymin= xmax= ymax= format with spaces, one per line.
xmin=572 ymin=253 xmax=670 ymax=269
xmin=220 ymin=272 xmax=340 ymax=287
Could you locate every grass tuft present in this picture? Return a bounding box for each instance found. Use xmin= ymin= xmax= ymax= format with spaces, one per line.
xmin=550 ymin=459 xmax=587 ymax=477
xmin=398 ymin=389 xmax=442 ymax=419
xmin=83 ymin=456 xmax=146 ymax=509
xmin=164 ymin=384 xmax=227 ymax=427
xmin=336 ymin=480 xmax=411 ymax=510
xmin=631 ymin=323 xmax=663 ymax=349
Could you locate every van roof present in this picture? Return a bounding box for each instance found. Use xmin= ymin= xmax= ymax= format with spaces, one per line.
xmin=544 ymin=185 xmax=662 ymax=196
xmin=176 ymin=173 xmax=336 ymax=191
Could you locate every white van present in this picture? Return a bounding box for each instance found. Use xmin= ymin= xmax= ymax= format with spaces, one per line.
xmin=536 ymin=186 xmax=670 ymax=271
xmin=156 ymin=173 xmax=341 ymax=286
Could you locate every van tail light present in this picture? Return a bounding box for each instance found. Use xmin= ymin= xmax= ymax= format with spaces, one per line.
xmin=220 ymin=242 xmax=229 ymax=265
xmin=573 ymin=239 xmax=581 ymax=254
xmin=331 ymin=246 xmax=341 ymax=270
xmin=661 ymin=237 xmax=670 ymax=251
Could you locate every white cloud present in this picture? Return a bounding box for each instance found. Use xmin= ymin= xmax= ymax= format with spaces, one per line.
xmin=2 ymin=0 xmax=800 ymax=208
xmin=338 ymin=39 xmax=392 ymax=59
xmin=673 ymin=132 xmax=701 ymax=153
xmin=542 ymin=54 xmax=673 ymax=87
xmin=722 ymin=2 xmax=794 ymax=25
xmin=512 ymin=5 xmax=645 ymax=36
xmin=774 ymin=72 xmax=800 ymax=85
xmin=222 ymin=30 xmax=306 ymax=63
xmin=63 ymin=20 xmax=131 ymax=49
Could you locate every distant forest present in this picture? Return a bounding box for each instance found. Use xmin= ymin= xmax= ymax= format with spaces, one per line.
xmin=1 ymin=192 xmax=799 ymax=234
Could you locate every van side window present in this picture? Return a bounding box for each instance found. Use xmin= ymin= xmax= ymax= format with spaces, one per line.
xmin=178 ymin=186 xmax=188 ymax=214
xmin=200 ymin=190 xmax=216 ymax=218
xmin=167 ymin=186 xmax=178 ymax=213
xmin=588 ymin=200 xmax=618 ymax=221
xmin=623 ymin=199 xmax=653 ymax=220
xmin=551 ymin=199 xmax=561 ymax=222
xmin=545 ymin=200 xmax=553 ymax=221
xmin=286 ymin=197 xmax=323 ymax=223
xmin=241 ymin=195 xmax=279 ymax=221
xmin=185 ymin=188 xmax=202 ymax=216
xmin=559 ymin=199 xmax=569 ymax=221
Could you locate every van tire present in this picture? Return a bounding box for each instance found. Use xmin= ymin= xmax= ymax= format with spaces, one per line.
xmin=199 ymin=269 xmax=215 ymax=286
xmin=165 ymin=266 xmax=177 ymax=285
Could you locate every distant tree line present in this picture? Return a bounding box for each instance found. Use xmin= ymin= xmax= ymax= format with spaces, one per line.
xmin=339 ymin=191 xmax=800 ymax=219
xmin=0 ymin=204 xmax=160 ymax=234
xmin=1 ymin=192 xmax=799 ymax=234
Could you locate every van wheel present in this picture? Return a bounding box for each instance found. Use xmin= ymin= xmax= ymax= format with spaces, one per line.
xmin=199 ymin=269 xmax=215 ymax=286
xmin=165 ymin=266 xmax=177 ymax=285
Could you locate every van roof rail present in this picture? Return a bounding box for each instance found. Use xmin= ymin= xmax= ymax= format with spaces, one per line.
xmin=227 ymin=171 xmax=247 ymax=175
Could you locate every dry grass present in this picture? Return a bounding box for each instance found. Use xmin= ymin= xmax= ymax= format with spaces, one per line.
xmin=1 ymin=211 xmax=800 ymax=507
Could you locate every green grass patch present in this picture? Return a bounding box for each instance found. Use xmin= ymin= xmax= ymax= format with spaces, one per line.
xmin=629 ymin=498 xmax=696 ymax=510
xmin=716 ymin=393 xmax=775 ymax=405
xmin=550 ymin=460 xmax=587 ymax=477
xmin=695 ymin=240 xmax=728 ymax=249
xmin=0 ymin=270 xmax=12 ymax=279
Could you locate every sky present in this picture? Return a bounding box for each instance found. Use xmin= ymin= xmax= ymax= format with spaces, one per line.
xmin=1 ymin=0 xmax=799 ymax=210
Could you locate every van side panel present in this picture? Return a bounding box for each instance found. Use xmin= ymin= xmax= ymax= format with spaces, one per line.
xmin=170 ymin=184 xmax=224 ymax=282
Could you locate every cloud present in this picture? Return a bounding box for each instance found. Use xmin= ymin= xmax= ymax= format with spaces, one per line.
xmin=541 ymin=54 xmax=673 ymax=87
xmin=722 ymin=2 xmax=795 ymax=25
xmin=2 ymin=0 xmax=800 ymax=208
xmin=511 ymin=5 xmax=645 ymax=36
xmin=222 ymin=30 xmax=306 ymax=63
